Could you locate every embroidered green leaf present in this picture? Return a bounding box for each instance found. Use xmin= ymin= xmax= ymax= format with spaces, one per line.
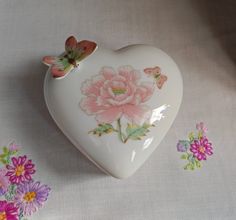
xmin=19 ymin=208 xmax=28 ymax=220
xmin=124 ymin=123 xmax=152 ymax=143
xmin=3 ymin=146 xmax=9 ymax=154
xmin=4 ymin=184 xmax=17 ymax=201
xmin=194 ymin=158 xmax=202 ymax=168
xmin=184 ymin=163 xmax=195 ymax=170
xmin=183 ymin=156 xmax=202 ymax=170
xmin=0 ymin=146 xmax=10 ymax=165
xmin=0 ymin=145 xmax=17 ymax=165
xmin=188 ymin=132 xmax=195 ymax=142
xmin=198 ymin=131 xmax=203 ymax=139
xmin=0 ymin=156 xmax=7 ymax=165
xmin=89 ymin=123 xmax=116 ymax=136
xmin=187 ymin=153 xmax=194 ymax=162
xmin=181 ymin=154 xmax=188 ymax=160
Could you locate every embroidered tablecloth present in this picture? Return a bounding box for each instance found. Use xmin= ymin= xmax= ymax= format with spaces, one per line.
xmin=0 ymin=0 xmax=235 ymax=219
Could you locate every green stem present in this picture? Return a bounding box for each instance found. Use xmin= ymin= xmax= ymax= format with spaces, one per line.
xmin=123 ymin=133 xmax=132 ymax=143
xmin=123 ymin=137 xmax=129 ymax=143
xmin=117 ymin=118 xmax=124 ymax=143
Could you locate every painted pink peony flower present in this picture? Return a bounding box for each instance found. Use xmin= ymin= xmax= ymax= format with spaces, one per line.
xmin=80 ymin=66 xmax=154 ymax=125
xmin=0 ymin=169 xmax=10 ymax=196
xmin=0 ymin=200 xmax=19 ymax=220
xmin=15 ymin=181 xmax=51 ymax=216
xmin=6 ymin=156 xmax=35 ymax=184
xmin=190 ymin=137 xmax=213 ymax=161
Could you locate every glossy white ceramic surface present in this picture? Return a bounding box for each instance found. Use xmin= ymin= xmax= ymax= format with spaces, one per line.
xmin=44 ymin=45 xmax=183 ymax=178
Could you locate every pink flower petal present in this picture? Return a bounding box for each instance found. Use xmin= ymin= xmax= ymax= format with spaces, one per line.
xmin=81 ymin=75 xmax=105 ymax=96
xmin=25 ymin=163 xmax=34 ymax=169
xmin=95 ymin=107 xmax=122 ymax=124
xmin=80 ymin=96 xmax=105 ymax=115
xmin=100 ymin=66 xmax=116 ymax=79
xmin=19 ymin=156 xmax=27 ymax=165
xmin=122 ymin=104 xmax=151 ymax=125
xmin=6 ymin=165 xmax=14 ymax=170
xmin=9 ymin=176 xmax=17 ymax=183
xmin=24 ymin=174 xmax=32 ymax=181
xmin=12 ymin=157 xmax=18 ymax=166
xmin=26 ymin=169 xmax=36 ymax=174
xmin=206 ymin=150 xmax=213 ymax=156
xmin=6 ymin=171 xmax=14 ymax=176
xmin=118 ymin=66 xmax=140 ymax=82
xmin=135 ymin=82 xmax=154 ymax=103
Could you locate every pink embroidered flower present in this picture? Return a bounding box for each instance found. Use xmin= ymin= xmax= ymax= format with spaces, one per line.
xmin=6 ymin=156 xmax=35 ymax=184
xmin=0 ymin=169 xmax=10 ymax=196
xmin=190 ymin=137 xmax=213 ymax=161
xmin=80 ymin=66 xmax=154 ymax=124
xmin=15 ymin=180 xmax=51 ymax=216
xmin=0 ymin=200 xmax=19 ymax=220
xmin=196 ymin=122 xmax=208 ymax=134
xmin=8 ymin=143 xmax=20 ymax=152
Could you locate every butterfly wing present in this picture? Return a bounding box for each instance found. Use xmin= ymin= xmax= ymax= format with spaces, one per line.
xmin=65 ymin=36 xmax=97 ymax=63
xmin=65 ymin=36 xmax=78 ymax=52
xmin=144 ymin=66 xmax=161 ymax=76
xmin=51 ymin=57 xmax=75 ymax=78
xmin=43 ymin=56 xmax=73 ymax=78
xmin=156 ymin=74 xmax=167 ymax=89
xmin=74 ymin=40 xmax=97 ymax=62
xmin=51 ymin=64 xmax=73 ymax=78
xmin=42 ymin=56 xmax=58 ymax=66
xmin=43 ymin=36 xmax=97 ymax=78
xmin=144 ymin=67 xmax=154 ymax=76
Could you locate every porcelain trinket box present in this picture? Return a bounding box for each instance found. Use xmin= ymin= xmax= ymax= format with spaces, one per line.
xmin=43 ymin=36 xmax=183 ymax=178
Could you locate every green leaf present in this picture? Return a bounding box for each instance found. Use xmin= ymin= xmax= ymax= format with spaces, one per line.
xmin=3 ymin=146 xmax=9 ymax=154
xmin=0 ymin=154 xmax=6 ymax=159
xmin=181 ymin=154 xmax=188 ymax=160
xmin=198 ymin=131 xmax=203 ymax=139
xmin=187 ymin=153 xmax=194 ymax=162
xmin=188 ymin=132 xmax=195 ymax=142
xmin=0 ymin=148 xmax=11 ymax=165
xmin=125 ymin=123 xmax=152 ymax=142
xmin=195 ymin=159 xmax=202 ymax=168
xmin=18 ymin=208 xmax=24 ymax=220
xmin=0 ymin=158 xmax=6 ymax=164
xmin=184 ymin=163 xmax=195 ymax=171
xmin=4 ymin=184 xmax=17 ymax=201
xmin=89 ymin=123 xmax=116 ymax=137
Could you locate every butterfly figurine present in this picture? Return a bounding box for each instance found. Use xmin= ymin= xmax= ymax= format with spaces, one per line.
xmin=42 ymin=36 xmax=97 ymax=78
xmin=144 ymin=66 xmax=168 ymax=89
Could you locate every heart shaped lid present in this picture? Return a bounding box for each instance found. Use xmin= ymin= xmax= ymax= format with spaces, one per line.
xmin=43 ymin=36 xmax=183 ymax=178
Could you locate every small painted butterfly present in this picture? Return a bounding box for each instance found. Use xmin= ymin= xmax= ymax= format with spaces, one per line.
xmin=144 ymin=66 xmax=167 ymax=89
xmin=43 ymin=36 xmax=97 ymax=78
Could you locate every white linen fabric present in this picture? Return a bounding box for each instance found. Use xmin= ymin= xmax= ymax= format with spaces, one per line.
xmin=0 ymin=0 xmax=235 ymax=219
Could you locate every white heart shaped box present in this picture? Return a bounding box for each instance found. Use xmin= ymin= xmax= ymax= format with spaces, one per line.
xmin=44 ymin=45 xmax=183 ymax=179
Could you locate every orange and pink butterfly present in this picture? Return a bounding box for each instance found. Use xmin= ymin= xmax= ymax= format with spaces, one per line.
xmin=144 ymin=66 xmax=167 ymax=89
xmin=43 ymin=36 xmax=97 ymax=78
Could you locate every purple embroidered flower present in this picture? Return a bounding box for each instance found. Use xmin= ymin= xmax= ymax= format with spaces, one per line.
xmin=15 ymin=180 xmax=51 ymax=216
xmin=196 ymin=122 xmax=208 ymax=135
xmin=0 ymin=200 xmax=19 ymax=220
xmin=6 ymin=156 xmax=35 ymax=184
xmin=190 ymin=137 xmax=213 ymax=161
xmin=0 ymin=169 xmax=10 ymax=196
xmin=177 ymin=140 xmax=190 ymax=152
